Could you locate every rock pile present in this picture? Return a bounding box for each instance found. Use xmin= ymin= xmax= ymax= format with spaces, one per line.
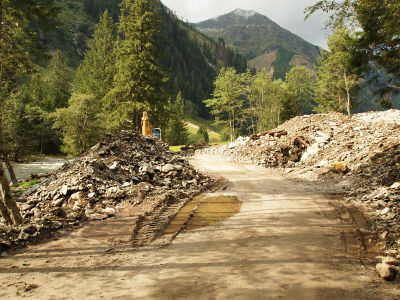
xmin=199 ymin=110 xmax=400 ymax=278
xmin=0 ymin=131 xmax=215 ymax=251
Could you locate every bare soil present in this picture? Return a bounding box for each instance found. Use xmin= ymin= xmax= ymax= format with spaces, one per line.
xmin=0 ymin=155 xmax=399 ymax=299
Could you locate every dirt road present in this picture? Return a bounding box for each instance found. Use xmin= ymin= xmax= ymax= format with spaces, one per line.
xmin=0 ymin=156 xmax=398 ymax=299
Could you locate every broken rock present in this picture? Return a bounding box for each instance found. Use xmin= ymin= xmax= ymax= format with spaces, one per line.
xmin=331 ymin=162 xmax=348 ymax=173
xmin=161 ymin=164 xmax=175 ymax=173
xmin=60 ymin=185 xmax=68 ymax=196
xmin=382 ymin=256 xmax=400 ymax=266
xmin=376 ymin=263 xmax=396 ymax=281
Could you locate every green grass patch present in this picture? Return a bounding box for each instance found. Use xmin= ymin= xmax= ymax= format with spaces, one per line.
xmin=19 ymin=179 xmax=41 ymax=189
xmin=170 ymin=145 xmax=183 ymax=152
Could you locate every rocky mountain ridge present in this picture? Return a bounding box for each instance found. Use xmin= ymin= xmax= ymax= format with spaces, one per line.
xmin=197 ymin=8 xmax=321 ymax=78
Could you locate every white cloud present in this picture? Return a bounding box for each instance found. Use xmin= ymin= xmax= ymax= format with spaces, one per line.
xmin=161 ymin=0 xmax=329 ymax=48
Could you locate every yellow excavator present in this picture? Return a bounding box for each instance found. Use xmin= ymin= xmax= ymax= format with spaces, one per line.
xmin=142 ymin=111 xmax=162 ymax=140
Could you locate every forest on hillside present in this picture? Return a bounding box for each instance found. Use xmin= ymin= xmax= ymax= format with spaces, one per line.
xmin=0 ymin=0 xmax=246 ymax=161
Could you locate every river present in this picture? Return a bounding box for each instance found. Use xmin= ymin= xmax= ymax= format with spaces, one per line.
xmin=3 ymin=157 xmax=72 ymax=180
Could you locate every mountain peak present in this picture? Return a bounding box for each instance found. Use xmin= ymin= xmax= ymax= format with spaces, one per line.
xmin=232 ymin=9 xmax=257 ymax=18
xmin=197 ymin=10 xmax=321 ymax=77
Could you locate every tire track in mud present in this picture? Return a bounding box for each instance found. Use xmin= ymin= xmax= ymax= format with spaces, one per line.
xmin=130 ymin=181 xmax=225 ymax=247
xmin=326 ymin=194 xmax=379 ymax=262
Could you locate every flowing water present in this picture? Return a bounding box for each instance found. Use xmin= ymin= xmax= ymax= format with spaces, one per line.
xmin=3 ymin=157 xmax=72 ymax=180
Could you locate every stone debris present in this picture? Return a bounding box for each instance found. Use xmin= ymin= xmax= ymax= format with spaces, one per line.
xmin=376 ymin=263 xmax=396 ymax=281
xmin=0 ymin=131 xmax=215 ymax=251
xmin=198 ymin=109 xmax=400 ymax=278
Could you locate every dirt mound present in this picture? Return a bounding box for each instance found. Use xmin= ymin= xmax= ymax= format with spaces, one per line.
xmin=0 ymin=131 xmax=215 ymax=251
xmin=199 ymin=110 xmax=400 ymax=258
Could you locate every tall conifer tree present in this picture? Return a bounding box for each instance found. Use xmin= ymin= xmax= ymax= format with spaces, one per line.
xmin=75 ymin=9 xmax=116 ymax=100
xmin=54 ymin=10 xmax=117 ymax=154
xmin=165 ymin=91 xmax=189 ymax=145
xmin=105 ymin=0 xmax=168 ymax=131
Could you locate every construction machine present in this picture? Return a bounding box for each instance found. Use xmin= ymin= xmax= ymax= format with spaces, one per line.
xmin=142 ymin=111 xmax=162 ymax=140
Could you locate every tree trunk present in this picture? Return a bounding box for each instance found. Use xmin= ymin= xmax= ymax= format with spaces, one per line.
xmin=277 ymin=108 xmax=281 ymax=127
xmin=4 ymin=154 xmax=17 ymax=185
xmin=0 ymin=0 xmax=3 ymax=43
xmin=343 ymin=72 xmax=352 ymax=118
xmin=0 ymin=119 xmax=18 ymax=185
xmin=0 ymin=161 xmax=23 ymax=225
xmin=0 ymin=186 xmax=12 ymax=225
xmin=229 ymin=120 xmax=233 ymax=143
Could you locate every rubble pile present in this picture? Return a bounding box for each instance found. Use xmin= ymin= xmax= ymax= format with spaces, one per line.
xmin=0 ymin=131 xmax=215 ymax=251
xmin=199 ymin=110 xmax=400 ymax=268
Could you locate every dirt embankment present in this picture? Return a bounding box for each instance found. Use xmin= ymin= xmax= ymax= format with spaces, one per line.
xmin=0 ymin=131 xmax=215 ymax=252
xmin=199 ymin=110 xmax=400 ymax=279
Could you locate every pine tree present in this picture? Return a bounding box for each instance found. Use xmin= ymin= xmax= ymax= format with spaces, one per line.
xmin=42 ymin=50 xmax=74 ymax=111
xmin=196 ymin=125 xmax=209 ymax=144
xmin=75 ymin=9 xmax=116 ymax=101
xmin=105 ymin=0 xmax=169 ymax=132
xmin=53 ymin=9 xmax=118 ymax=154
xmin=165 ymin=91 xmax=189 ymax=146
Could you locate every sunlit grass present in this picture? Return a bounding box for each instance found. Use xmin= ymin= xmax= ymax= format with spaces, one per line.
xmin=19 ymin=179 xmax=41 ymax=189
xmin=185 ymin=122 xmax=222 ymax=143
xmin=170 ymin=145 xmax=183 ymax=152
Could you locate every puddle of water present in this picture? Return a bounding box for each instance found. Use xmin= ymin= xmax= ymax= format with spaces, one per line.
xmin=164 ymin=195 xmax=242 ymax=234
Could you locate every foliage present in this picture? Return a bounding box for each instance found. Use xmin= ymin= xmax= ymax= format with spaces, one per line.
xmin=246 ymin=71 xmax=266 ymax=133
xmin=51 ymin=10 xmax=117 ymax=155
xmin=306 ymin=0 xmax=400 ymax=93
xmin=74 ymin=10 xmax=116 ymax=100
xmin=272 ymin=46 xmax=295 ymax=80
xmin=0 ymin=2 xmax=35 ymax=103
xmin=52 ymin=93 xmax=102 ymax=155
xmin=1 ymin=94 xmax=60 ymax=160
xmin=0 ymin=0 xmax=60 ymax=225
xmin=42 ymin=0 xmax=95 ymax=67
xmin=314 ymin=28 xmax=362 ymax=117
xmin=42 ymin=50 xmax=74 ymax=110
xmin=83 ymin=0 xmax=120 ymax=21
xmin=284 ymin=66 xmax=315 ymax=119
xmin=352 ymin=0 xmax=400 ymax=91
xmin=165 ymin=92 xmax=189 ymax=146
xmin=204 ymin=68 xmax=247 ymax=142
xmin=185 ymin=122 xmax=221 ymax=144
xmin=247 ymin=71 xmax=287 ymax=132
xmin=196 ymin=125 xmax=209 ymax=144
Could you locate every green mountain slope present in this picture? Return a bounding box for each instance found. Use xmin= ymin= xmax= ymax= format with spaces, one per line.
xmin=38 ymin=0 xmax=247 ymax=118
xmin=197 ymin=9 xmax=321 ymax=79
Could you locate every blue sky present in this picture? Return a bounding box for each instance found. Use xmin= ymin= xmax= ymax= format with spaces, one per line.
xmin=161 ymin=0 xmax=329 ymax=48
